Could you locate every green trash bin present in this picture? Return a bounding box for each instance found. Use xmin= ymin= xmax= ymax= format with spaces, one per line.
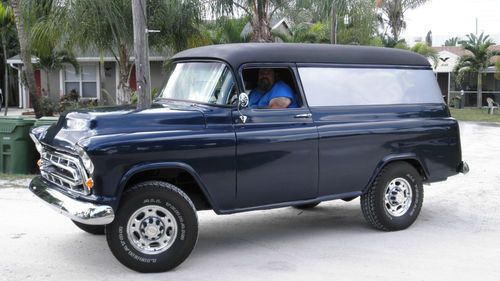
xmin=0 ymin=117 xmax=37 ymax=174
xmin=33 ymin=116 xmax=59 ymax=128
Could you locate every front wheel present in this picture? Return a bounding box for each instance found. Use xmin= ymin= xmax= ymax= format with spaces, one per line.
xmin=106 ymin=181 xmax=198 ymax=273
xmin=361 ymin=162 xmax=423 ymax=231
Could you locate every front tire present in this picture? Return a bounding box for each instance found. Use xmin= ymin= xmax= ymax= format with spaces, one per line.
xmin=106 ymin=181 xmax=198 ymax=273
xmin=361 ymin=162 xmax=423 ymax=231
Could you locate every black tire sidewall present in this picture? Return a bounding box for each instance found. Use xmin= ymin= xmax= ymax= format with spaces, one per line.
xmin=106 ymin=184 xmax=198 ymax=272
xmin=72 ymin=220 xmax=105 ymax=235
xmin=374 ymin=164 xmax=423 ymax=230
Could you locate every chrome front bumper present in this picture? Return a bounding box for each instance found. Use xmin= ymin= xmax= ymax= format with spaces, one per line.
xmin=29 ymin=176 xmax=115 ymax=225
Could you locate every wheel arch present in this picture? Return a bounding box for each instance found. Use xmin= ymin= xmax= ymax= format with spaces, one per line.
xmin=116 ymin=162 xmax=217 ymax=212
xmin=363 ymin=154 xmax=429 ymax=194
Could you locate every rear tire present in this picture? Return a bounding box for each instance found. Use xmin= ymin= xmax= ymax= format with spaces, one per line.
xmin=361 ymin=162 xmax=423 ymax=231
xmin=106 ymin=181 xmax=198 ymax=273
xmin=72 ymin=220 xmax=105 ymax=235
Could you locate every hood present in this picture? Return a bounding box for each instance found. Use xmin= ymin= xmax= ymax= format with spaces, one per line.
xmin=37 ymin=102 xmax=207 ymax=153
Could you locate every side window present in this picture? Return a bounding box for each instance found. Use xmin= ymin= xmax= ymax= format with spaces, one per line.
xmin=242 ymin=67 xmax=303 ymax=108
xmin=298 ymin=67 xmax=444 ymax=107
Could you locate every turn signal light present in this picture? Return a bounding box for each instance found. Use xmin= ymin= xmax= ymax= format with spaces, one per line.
xmin=37 ymin=159 xmax=42 ymax=167
xmin=85 ymin=178 xmax=94 ymax=190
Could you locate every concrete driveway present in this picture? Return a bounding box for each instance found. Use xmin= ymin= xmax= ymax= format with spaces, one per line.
xmin=1 ymin=121 xmax=499 ymax=281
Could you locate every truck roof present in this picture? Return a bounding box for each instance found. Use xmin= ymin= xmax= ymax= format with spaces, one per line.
xmin=171 ymin=43 xmax=431 ymax=70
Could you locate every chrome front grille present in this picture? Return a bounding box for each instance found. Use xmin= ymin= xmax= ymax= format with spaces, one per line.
xmin=40 ymin=150 xmax=90 ymax=195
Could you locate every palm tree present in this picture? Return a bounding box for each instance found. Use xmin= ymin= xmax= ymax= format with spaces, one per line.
xmin=444 ymin=37 xmax=460 ymax=47
xmin=411 ymin=42 xmax=437 ymax=67
xmin=211 ymin=0 xmax=289 ymax=42
xmin=377 ymin=0 xmax=428 ymax=43
xmin=454 ymin=33 xmax=500 ymax=108
xmin=0 ymin=3 xmax=15 ymax=115
xmin=36 ymin=50 xmax=79 ymax=97
xmin=62 ymin=0 xmax=201 ymax=105
xmin=10 ymin=0 xmax=42 ymax=117
xmin=284 ymin=0 xmax=378 ymax=45
xmin=200 ymin=16 xmax=250 ymax=44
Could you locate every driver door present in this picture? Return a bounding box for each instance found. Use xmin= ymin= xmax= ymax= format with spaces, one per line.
xmin=232 ymin=65 xmax=319 ymax=209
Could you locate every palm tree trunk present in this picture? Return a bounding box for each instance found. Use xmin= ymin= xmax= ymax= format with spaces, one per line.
xmin=250 ymin=0 xmax=272 ymax=42
xmin=477 ymin=71 xmax=483 ymax=108
xmin=11 ymin=0 xmax=42 ymax=117
xmin=116 ymin=45 xmax=132 ymax=105
xmin=330 ymin=1 xmax=337 ymax=44
xmin=2 ymin=33 xmax=8 ymax=116
xmin=44 ymin=69 xmax=51 ymax=97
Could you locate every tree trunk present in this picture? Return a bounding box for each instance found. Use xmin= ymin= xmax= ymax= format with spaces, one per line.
xmin=116 ymin=45 xmax=132 ymax=105
xmin=132 ymin=0 xmax=151 ymax=110
xmin=477 ymin=71 xmax=483 ymax=108
xmin=330 ymin=1 xmax=337 ymax=44
xmin=2 ymin=33 xmax=8 ymax=115
xmin=44 ymin=69 xmax=51 ymax=98
xmin=250 ymin=0 xmax=272 ymax=42
xmin=11 ymin=0 xmax=42 ymax=117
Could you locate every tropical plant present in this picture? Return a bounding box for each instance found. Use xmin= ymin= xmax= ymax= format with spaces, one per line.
xmin=280 ymin=0 xmax=379 ymax=45
xmin=10 ymin=0 xmax=42 ymax=117
xmin=147 ymin=0 xmax=202 ymax=51
xmin=59 ymin=0 xmax=201 ymax=106
xmin=0 ymin=2 xmax=15 ymax=115
xmin=273 ymin=22 xmax=330 ymax=43
xmin=444 ymin=37 xmax=461 ymax=47
xmin=411 ymin=42 xmax=438 ymax=67
xmin=210 ymin=0 xmax=290 ymax=42
xmin=454 ymin=33 xmax=500 ymax=107
xmin=377 ymin=0 xmax=429 ymax=43
xmin=200 ymin=16 xmax=250 ymax=44
xmin=36 ymin=50 xmax=79 ymax=98
xmin=495 ymin=58 xmax=500 ymax=80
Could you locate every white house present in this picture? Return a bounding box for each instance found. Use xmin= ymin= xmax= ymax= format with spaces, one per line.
xmin=7 ymin=49 xmax=170 ymax=109
xmin=432 ymin=45 xmax=500 ymax=106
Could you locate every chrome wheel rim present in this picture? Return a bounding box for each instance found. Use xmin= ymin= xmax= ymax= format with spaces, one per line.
xmin=126 ymin=205 xmax=178 ymax=255
xmin=384 ymin=177 xmax=413 ymax=217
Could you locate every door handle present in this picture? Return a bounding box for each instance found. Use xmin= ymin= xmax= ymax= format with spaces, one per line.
xmin=294 ymin=113 xmax=312 ymax=119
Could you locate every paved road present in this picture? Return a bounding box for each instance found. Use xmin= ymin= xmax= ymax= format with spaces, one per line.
xmin=1 ymin=122 xmax=499 ymax=281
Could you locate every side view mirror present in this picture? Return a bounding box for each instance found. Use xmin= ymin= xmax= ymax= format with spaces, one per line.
xmin=238 ymin=92 xmax=249 ymax=108
xmin=237 ymin=93 xmax=249 ymax=123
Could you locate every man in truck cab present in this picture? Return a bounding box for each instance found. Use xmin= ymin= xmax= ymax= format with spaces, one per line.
xmin=249 ymin=68 xmax=299 ymax=109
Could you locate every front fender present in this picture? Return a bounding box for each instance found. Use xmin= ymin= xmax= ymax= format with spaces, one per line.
xmin=115 ymin=162 xmax=218 ymax=211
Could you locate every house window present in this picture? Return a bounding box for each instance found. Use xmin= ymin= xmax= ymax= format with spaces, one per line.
xmin=64 ymin=64 xmax=98 ymax=98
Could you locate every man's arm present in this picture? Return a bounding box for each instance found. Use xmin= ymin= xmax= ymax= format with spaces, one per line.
xmin=268 ymin=97 xmax=292 ymax=109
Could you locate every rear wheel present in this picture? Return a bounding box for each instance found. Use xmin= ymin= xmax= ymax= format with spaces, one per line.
xmin=106 ymin=181 xmax=198 ymax=273
xmin=361 ymin=162 xmax=423 ymax=231
xmin=72 ymin=220 xmax=105 ymax=235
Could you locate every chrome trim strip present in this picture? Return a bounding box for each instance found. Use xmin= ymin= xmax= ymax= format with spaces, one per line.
xmin=29 ymin=177 xmax=114 ymax=225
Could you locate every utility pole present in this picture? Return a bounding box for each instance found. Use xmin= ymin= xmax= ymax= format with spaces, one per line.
xmin=475 ymin=17 xmax=478 ymax=35
xmin=132 ymin=0 xmax=151 ymax=110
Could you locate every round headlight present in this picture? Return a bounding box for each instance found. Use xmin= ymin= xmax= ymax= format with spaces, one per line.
xmin=76 ymin=146 xmax=94 ymax=174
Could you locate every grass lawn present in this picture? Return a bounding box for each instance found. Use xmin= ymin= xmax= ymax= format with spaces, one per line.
xmin=450 ymin=108 xmax=500 ymax=122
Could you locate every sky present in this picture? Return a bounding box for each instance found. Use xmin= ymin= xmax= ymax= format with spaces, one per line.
xmin=401 ymin=0 xmax=500 ymax=46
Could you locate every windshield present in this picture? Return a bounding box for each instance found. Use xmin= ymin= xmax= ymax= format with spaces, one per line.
xmin=160 ymin=62 xmax=236 ymax=105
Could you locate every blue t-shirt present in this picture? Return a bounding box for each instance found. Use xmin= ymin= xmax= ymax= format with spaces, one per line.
xmin=249 ymin=81 xmax=299 ymax=108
